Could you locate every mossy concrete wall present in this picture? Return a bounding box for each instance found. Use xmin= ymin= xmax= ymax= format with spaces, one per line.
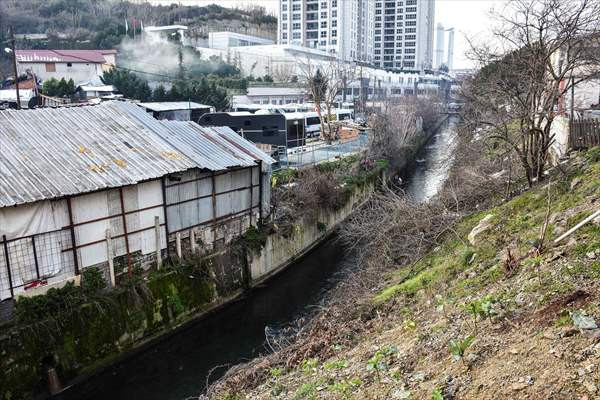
xmin=249 ymin=184 xmax=374 ymax=283
xmin=0 ymin=251 xmax=244 ymax=400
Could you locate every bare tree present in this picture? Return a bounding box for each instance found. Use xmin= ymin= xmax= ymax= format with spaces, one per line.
xmin=298 ymin=57 xmax=355 ymax=141
xmin=464 ymin=0 xmax=600 ymax=186
xmin=368 ymin=97 xmax=441 ymax=171
xmin=271 ymin=62 xmax=296 ymax=83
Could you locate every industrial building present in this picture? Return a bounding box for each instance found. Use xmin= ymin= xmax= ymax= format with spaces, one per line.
xmin=207 ymin=31 xmax=274 ymax=49
xmin=0 ymin=101 xmax=274 ymax=300
xmin=138 ymin=102 xmax=215 ymax=121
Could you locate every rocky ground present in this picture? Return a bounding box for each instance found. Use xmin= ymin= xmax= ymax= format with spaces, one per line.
xmin=211 ymin=148 xmax=600 ymax=400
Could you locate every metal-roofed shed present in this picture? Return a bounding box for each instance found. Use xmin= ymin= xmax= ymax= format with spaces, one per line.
xmin=138 ymin=102 xmax=214 ymax=122
xmin=0 ymin=101 xmax=274 ymax=300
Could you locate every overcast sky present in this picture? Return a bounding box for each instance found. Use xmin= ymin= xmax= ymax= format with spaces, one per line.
xmin=149 ymin=0 xmax=509 ymax=69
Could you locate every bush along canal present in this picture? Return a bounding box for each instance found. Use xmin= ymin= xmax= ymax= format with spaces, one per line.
xmin=0 ymin=117 xmax=455 ymax=400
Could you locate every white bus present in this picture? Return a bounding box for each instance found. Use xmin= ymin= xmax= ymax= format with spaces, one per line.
xmin=304 ymin=112 xmax=321 ymax=138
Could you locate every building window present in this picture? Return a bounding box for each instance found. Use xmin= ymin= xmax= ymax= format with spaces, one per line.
xmin=332 ymin=30 xmax=337 ymax=37
xmin=331 ymin=39 xmax=337 ymax=44
xmin=282 ymin=13 xmax=288 ymax=19
xmin=406 ymin=6 xmax=416 ymax=12
xmin=332 ymin=20 xmax=337 ymax=27
xmin=45 ymin=63 xmax=56 ymax=72
xmin=293 ymin=32 xmax=301 ymax=39
xmin=406 ymin=27 xmax=416 ymax=33
xmin=293 ymin=23 xmax=301 ymax=29
xmin=321 ymin=2 xmax=327 ymax=8
xmin=406 ymin=14 xmax=416 ymax=20
xmin=282 ymin=23 xmax=288 ymax=30
xmin=332 ymin=10 xmax=337 ymax=17
xmin=292 ymin=3 xmax=301 ymax=10
xmin=321 ymin=11 xmax=327 ymax=18
xmin=320 ymin=31 xmax=327 ymax=38
xmin=282 ymin=33 xmax=288 ymax=39
xmin=332 ymin=0 xmax=337 ymax=7
xmin=321 ymin=21 xmax=327 ymax=28
xmin=282 ymin=4 xmax=288 ymax=11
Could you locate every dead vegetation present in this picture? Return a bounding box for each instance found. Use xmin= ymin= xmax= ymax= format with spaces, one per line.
xmin=207 ymin=112 xmax=519 ymax=398
xmin=209 ymin=142 xmax=600 ymax=400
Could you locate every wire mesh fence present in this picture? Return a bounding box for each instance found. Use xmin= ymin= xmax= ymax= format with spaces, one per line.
xmin=273 ymin=132 xmax=369 ymax=171
xmin=1 ymin=229 xmax=76 ymax=299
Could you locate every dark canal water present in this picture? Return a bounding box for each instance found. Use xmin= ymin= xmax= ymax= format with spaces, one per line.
xmin=56 ymin=116 xmax=458 ymax=400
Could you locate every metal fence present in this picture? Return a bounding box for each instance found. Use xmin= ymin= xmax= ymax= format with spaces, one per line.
xmin=1 ymin=229 xmax=76 ymax=298
xmin=273 ymin=133 xmax=369 ymax=170
xmin=570 ymin=118 xmax=600 ymax=150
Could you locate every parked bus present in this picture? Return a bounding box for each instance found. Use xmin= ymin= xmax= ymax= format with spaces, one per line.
xmin=304 ymin=112 xmax=321 ymax=138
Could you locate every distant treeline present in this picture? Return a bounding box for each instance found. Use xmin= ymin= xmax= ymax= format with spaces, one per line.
xmin=102 ymin=69 xmax=230 ymax=111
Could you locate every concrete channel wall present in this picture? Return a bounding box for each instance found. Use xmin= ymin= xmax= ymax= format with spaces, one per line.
xmin=249 ymin=185 xmax=375 ymax=284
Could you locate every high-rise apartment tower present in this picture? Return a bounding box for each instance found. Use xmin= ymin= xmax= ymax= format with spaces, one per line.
xmin=278 ymin=0 xmax=375 ymax=63
xmin=278 ymin=0 xmax=435 ymax=70
xmin=373 ymin=0 xmax=435 ymax=70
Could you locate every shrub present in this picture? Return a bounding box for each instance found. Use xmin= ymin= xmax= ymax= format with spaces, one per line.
xmin=81 ymin=267 xmax=107 ymax=296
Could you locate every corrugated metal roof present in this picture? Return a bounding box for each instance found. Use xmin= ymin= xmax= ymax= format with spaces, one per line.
xmin=159 ymin=122 xmax=275 ymax=170
xmin=15 ymin=50 xmax=114 ymax=64
xmin=0 ymin=101 xmax=274 ymax=208
xmin=121 ymin=102 xmax=274 ymax=168
xmin=138 ymin=102 xmax=213 ymax=112
xmin=0 ymin=102 xmax=194 ymax=207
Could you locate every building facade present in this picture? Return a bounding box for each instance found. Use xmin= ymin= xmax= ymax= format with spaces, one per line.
xmin=373 ymin=0 xmax=435 ymax=70
xmin=208 ymin=32 xmax=274 ymax=50
xmin=15 ymin=50 xmax=117 ymax=84
xmin=278 ymin=0 xmax=375 ymax=63
xmin=278 ymin=0 xmax=435 ymax=70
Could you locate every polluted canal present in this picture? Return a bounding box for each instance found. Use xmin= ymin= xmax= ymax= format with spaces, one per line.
xmin=57 ymin=116 xmax=458 ymax=400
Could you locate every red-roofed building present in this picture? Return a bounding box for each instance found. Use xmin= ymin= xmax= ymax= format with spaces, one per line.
xmin=15 ymin=50 xmax=117 ymax=84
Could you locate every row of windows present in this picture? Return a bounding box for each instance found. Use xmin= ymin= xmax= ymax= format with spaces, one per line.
xmin=283 ymin=33 xmax=338 ymax=46
xmin=306 ymin=30 xmax=338 ymax=38
xmin=375 ymin=29 xmax=410 ymax=35
xmin=282 ymin=0 xmax=337 ymax=9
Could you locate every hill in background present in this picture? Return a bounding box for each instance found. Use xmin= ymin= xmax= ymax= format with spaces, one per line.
xmin=0 ymin=0 xmax=277 ymax=78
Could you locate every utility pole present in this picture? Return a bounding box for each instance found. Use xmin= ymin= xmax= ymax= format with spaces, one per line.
xmin=9 ymin=27 xmax=21 ymax=109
